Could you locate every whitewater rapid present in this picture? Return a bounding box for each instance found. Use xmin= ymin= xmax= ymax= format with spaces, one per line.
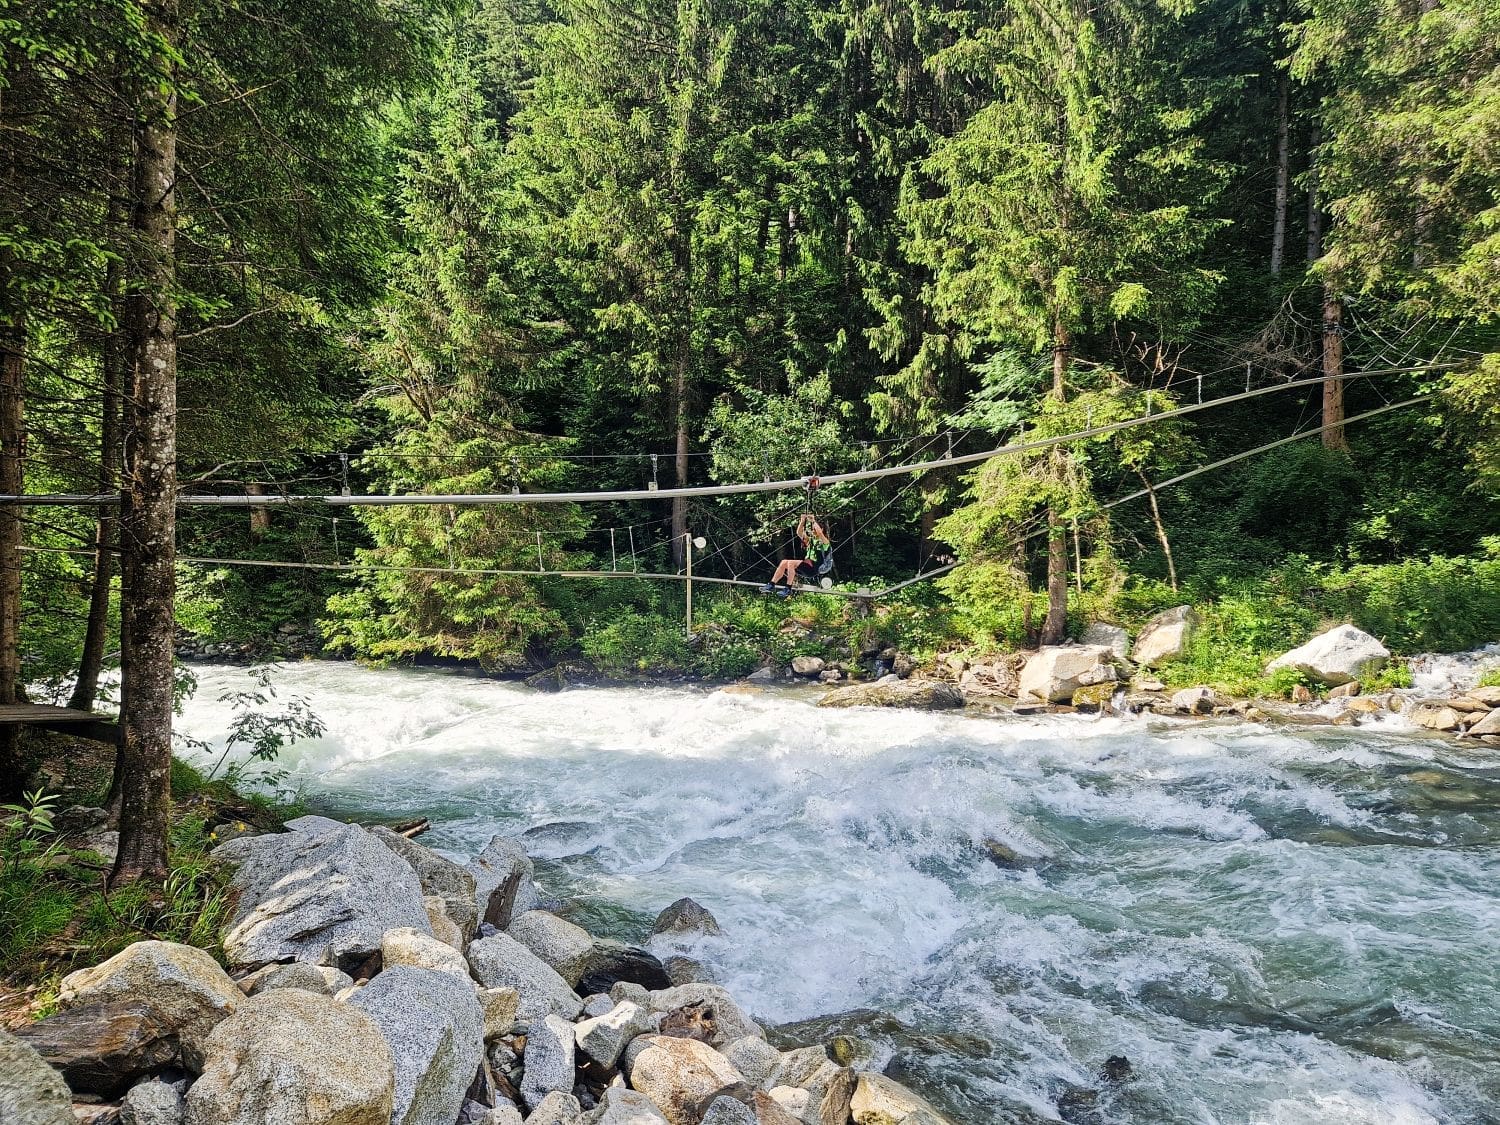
xmin=176 ymin=662 xmax=1500 ymax=1125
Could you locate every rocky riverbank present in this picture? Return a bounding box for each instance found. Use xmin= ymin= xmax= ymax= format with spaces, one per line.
xmin=3 ymin=815 xmax=956 ymax=1125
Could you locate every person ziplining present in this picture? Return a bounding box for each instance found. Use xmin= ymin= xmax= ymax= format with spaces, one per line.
xmin=761 ymin=511 xmax=831 ymax=597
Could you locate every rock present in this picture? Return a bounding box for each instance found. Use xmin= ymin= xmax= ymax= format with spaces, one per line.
xmin=767 ymin=1089 xmax=808 ymax=1119
xmin=1070 ymin=683 xmax=1117 ymax=711
xmin=662 ymin=957 xmax=711 ymax=986
xmin=1130 ymin=606 xmax=1196 ymax=667
xmin=817 ymin=681 xmax=963 ymax=711
xmin=1466 ymin=708 xmax=1500 ymax=737
xmin=507 ymin=911 xmax=594 ymax=986
xmin=208 ymin=821 xmax=262 ymax=845
xmin=652 ymin=898 xmax=722 ymax=938
xmin=891 ymin=653 xmax=914 ymax=678
xmin=849 ymin=1072 xmax=952 ymax=1125
xmin=1446 ymin=695 xmax=1493 ymax=713
xmin=467 ymin=933 xmax=583 ymax=1022
xmin=1170 ymin=686 xmax=1219 ymax=715
xmin=1410 ymin=703 xmax=1464 ymax=732
xmin=624 ymin=1036 xmax=745 ymax=1125
xmin=425 ymin=896 xmax=466 ymax=951
xmin=1079 ymin=623 xmax=1130 ymax=663
xmin=791 ymin=656 xmax=825 ymax=677
xmin=520 ymin=1014 xmax=575 ymax=1111
xmin=17 ymin=1000 xmax=182 ymax=1096
xmin=525 ymin=1092 xmax=583 ymax=1125
xmin=120 ymin=1078 xmax=184 ymax=1125
xmin=69 ymin=1107 xmax=122 ymax=1125
xmin=1266 ymin=624 xmax=1390 ymax=687
xmin=747 ymin=1094 xmax=804 ymax=1125
xmin=81 ymin=830 xmax=120 ymax=862
xmin=1327 ymin=681 xmax=1361 ymax=699
xmin=372 ymin=826 xmax=480 ymax=943
xmin=585 ymin=1088 xmax=670 ymax=1124
xmin=1132 ymin=677 xmax=1166 ymax=693
xmin=582 ymin=994 xmax=616 ymax=1018
xmin=724 ymin=1037 xmax=781 ymax=1089
xmin=1018 ymin=646 xmax=1120 ymax=704
xmin=468 ymin=836 xmax=539 ymax=930
xmin=1291 ymin=683 xmax=1313 ymax=704
xmin=0 ymin=1028 xmax=74 ymax=1124
xmin=55 ymin=942 xmax=239 ymax=1072
xmin=348 ymin=966 xmax=483 ymax=1125
xmin=575 ymin=1001 xmax=656 ymax=1069
xmin=483 ymin=1108 xmax=524 ymax=1125
xmin=1345 ymin=697 xmax=1383 ymax=714
xmin=746 ymin=668 xmax=775 ymax=684
xmin=577 ymin=942 xmax=672 ymax=995
xmin=185 ymin=988 xmax=393 ymax=1125
xmin=770 ymin=1048 xmax=854 ymax=1125
xmin=979 ymin=838 xmax=1048 ymax=870
xmin=700 ymin=1098 xmax=756 ymax=1125
xmin=480 ymin=987 xmax=521 ymax=1042
xmin=609 ymin=982 xmax=651 ymax=1008
xmin=1468 ymin=685 xmax=1500 ymax=707
xmin=237 ymin=961 xmax=352 ymax=997
xmin=642 ymin=984 xmax=763 ymax=1048
xmin=818 ymin=670 xmax=842 ymax=684
xmin=382 ymin=926 xmax=473 ymax=981
xmin=213 ymin=818 xmax=432 ymax=972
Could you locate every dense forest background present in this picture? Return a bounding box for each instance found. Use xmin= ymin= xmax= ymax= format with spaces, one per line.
xmin=6 ymin=0 xmax=1500 ymax=693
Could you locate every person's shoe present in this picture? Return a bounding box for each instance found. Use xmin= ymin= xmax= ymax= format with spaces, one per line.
xmin=760 ymin=583 xmax=777 ymax=594
xmin=777 ymin=586 xmax=791 ymax=599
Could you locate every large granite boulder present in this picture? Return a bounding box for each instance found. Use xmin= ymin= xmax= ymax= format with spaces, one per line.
xmin=817 ymin=681 xmax=964 ymax=711
xmin=372 ymin=826 xmax=480 ymax=943
xmin=382 ymin=926 xmax=473 ymax=981
xmin=467 ymin=836 xmax=541 ymax=930
xmin=0 ymin=1028 xmax=74 ymax=1125
xmin=1079 ymin=622 xmax=1130 ymax=663
xmin=56 ymin=941 xmax=240 ymax=1069
xmin=640 ymin=984 xmax=763 ymax=1048
xmin=624 ymin=1035 xmax=746 ymax=1125
xmin=16 ymin=1000 xmax=183 ymax=1096
xmin=507 ymin=911 xmax=594 ymax=986
xmin=1267 ymin=624 xmax=1390 ymax=686
xmin=651 ymin=898 xmax=721 ymax=938
xmin=120 ymin=1077 xmax=186 ymax=1125
xmin=213 ymin=817 xmax=431 ymax=972
xmin=577 ymin=941 xmax=671 ymax=995
xmin=849 ymin=1072 xmax=953 ymax=1125
xmin=519 ymin=1014 xmax=575 ymax=1111
xmin=1130 ymin=606 xmax=1196 ymax=667
xmin=184 ymin=988 xmax=394 ymax=1125
xmin=771 ymin=1048 xmax=854 ymax=1125
xmin=586 ymin=1088 xmax=670 ymax=1124
xmin=574 ymin=1000 xmax=656 ymax=1068
xmin=1018 ymin=646 xmax=1121 ymax=704
xmin=348 ymin=966 xmax=484 ymax=1125
xmin=466 ymin=933 xmax=583 ymax=1022
xmin=236 ymin=961 xmax=353 ymax=998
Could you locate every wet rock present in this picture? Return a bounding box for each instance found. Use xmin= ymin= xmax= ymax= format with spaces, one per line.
xmin=891 ymin=653 xmax=915 ymax=678
xmin=849 ymin=1072 xmax=952 ymax=1125
xmin=521 ymin=1015 xmax=576 ymax=1111
xmin=214 ymin=818 xmax=431 ymax=972
xmin=185 ymin=989 xmax=393 ymax=1125
xmin=746 ymin=668 xmax=775 ymax=684
xmin=349 ymin=966 xmax=483 ymax=1125
xmin=0 ymin=1027 xmax=74 ymax=1124
xmin=56 ymin=941 xmax=240 ymax=1071
xmin=586 ymin=1088 xmax=669 ymax=1124
xmin=525 ymin=1092 xmax=583 ymax=1125
xmin=466 ymin=934 xmax=583 ymax=1023
xmin=467 ymin=836 xmax=539 ymax=930
xmin=1446 ymin=695 xmax=1493 ymax=713
xmin=1170 ymin=686 xmax=1219 ymax=714
xmin=643 ymin=984 xmax=763 ymax=1048
xmin=1327 ymin=680 xmax=1361 ymax=699
xmin=1468 ymin=685 xmax=1500 ymax=707
xmin=1291 ymin=684 xmax=1314 ymax=704
xmin=979 ymin=838 xmax=1048 ymax=870
xmin=817 ymin=680 xmax=963 ymax=711
xmin=579 ymin=942 xmax=672 ymax=995
xmin=1266 ymin=624 xmax=1389 ymax=686
xmin=652 ymin=898 xmax=721 ymax=938
xmin=372 ymin=826 xmax=480 ymax=943
xmin=1130 ymin=606 xmax=1195 ymax=667
xmin=17 ymin=1000 xmax=182 ymax=1096
xmin=1410 ymin=703 xmax=1464 ymax=732
xmin=818 ymin=670 xmax=843 ymax=684
xmin=1055 ymin=1084 xmax=1101 ymax=1125
xmin=480 ymin=987 xmax=521 ymax=1042
xmin=1070 ymin=683 xmax=1117 ymax=712
xmin=237 ymin=961 xmax=352 ymax=997
xmin=575 ymin=1000 xmax=657 ymax=1068
xmin=119 ymin=1078 xmax=184 ymax=1125
xmin=662 ymin=956 xmax=712 ymax=986
xmin=508 ymin=910 xmax=595 ymax=986
xmin=382 ymin=925 xmax=473 ymax=981
xmin=1466 ymin=708 xmax=1500 ymax=736
xmin=624 ymin=1035 xmax=746 ymax=1125
xmin=1079 ymin=622 xmax=1130 ymax=663
xmin=791 ymin=656 xmax=825 ymax=677
xmin=1100 ymin=1055 xmax=1133 ymax=1084
xmin=1344 ymin=697 xmax=1383 ymax=714
xmin=1018 ymin=646 xmax=1121 ymax=704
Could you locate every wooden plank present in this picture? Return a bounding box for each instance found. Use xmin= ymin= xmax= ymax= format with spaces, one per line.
xmin=0 ymin=704 xmax=121 ymax=745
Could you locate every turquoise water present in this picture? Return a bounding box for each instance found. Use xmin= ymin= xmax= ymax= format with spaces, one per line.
xmin=178 ymin=662 xmax=1500 ymax=1124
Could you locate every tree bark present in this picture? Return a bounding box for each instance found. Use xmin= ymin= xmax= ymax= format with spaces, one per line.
xmin=669 ymin=225 xmax=691 ymax=569
xmin=1271 ymin=72 xmax=1290 ymax=276
xmin=1306 ymin=123 xmax=1323 ymax=265
xmin=1137 ymin=469 xmax=1178 ymax=593
xmin=111 ymin=0 xmax=179 ymax=888
xmin=247 ymin=482 xmax=270 ymax=538
xmin=0 ymin=253 xmax=25 ymax=799
xmin=1041 ymin=314 xmax=1070 ymax=646
xmin=1321 ymin=286 xmax=1348 ymax=451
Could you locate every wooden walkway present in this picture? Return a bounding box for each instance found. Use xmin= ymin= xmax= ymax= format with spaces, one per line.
xmin=0 ymin=704 xmax=120 ymax=745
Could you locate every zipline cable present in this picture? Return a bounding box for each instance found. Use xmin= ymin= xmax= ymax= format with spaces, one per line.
xmin=0 ymin=364 xmax=1457 ymax=508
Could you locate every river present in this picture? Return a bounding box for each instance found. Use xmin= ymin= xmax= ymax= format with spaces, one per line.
xmin=175 ymin=661 xmax=1500 ymax=1125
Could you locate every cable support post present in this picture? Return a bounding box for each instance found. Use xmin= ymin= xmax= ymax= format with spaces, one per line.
xmin=649 ymin=454 xmax=658 ymax=491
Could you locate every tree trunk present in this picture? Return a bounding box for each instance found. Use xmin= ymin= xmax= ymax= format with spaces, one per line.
xmin=1041 ymin=314 xmax=1070 ymax=646
xmin=1321 ymin=286 xmax=1347 ymax=451
xmin=247 ymin=482 xmax=270 ymax=538
xmin=1306 ymin=123 xmax=1323 ymax=264
xmin=0 ymin=252 xmax=25 ymax=799
xmin=1271 ymin=72 xmax=1290 ymax=276
xmin=1137 ymin=469 xmax=1178 ymax=593
xmin=111 ymin=0 xmax=178 ymax=888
